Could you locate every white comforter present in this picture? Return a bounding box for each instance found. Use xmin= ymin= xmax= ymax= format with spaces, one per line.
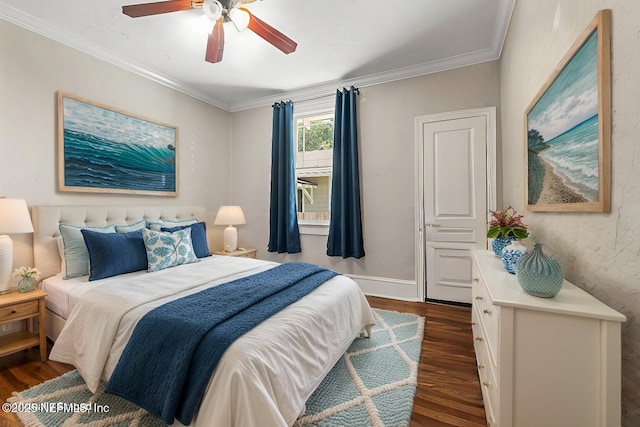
xmin=49 ymin=256 xmax=375 ymax=426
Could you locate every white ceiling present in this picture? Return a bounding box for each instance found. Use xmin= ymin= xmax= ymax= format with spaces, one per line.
xmin=0 ymin=0 xmax=515 ymax=112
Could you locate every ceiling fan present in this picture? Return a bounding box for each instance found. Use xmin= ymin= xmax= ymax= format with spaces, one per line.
xmin=121 ymin=0 xmax=297 ymax=63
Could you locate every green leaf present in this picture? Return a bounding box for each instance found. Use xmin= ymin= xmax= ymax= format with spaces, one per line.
xmin=487 ymin=227 xmax=502 ymax=238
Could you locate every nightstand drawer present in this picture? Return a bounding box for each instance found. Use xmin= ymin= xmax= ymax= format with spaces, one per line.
xmin=235 ymin=252 xmax=255 ymax=258
xmin=0 ymin=289 xmax=48 ymax=362
xmin=0 ymin=300 xmax=38 ymax=322
xmin=212 ymin=249 xmax=257 ymax=258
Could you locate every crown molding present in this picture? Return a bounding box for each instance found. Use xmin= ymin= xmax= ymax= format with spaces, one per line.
xmin=228 ymin=47 xmax=499 ymax=112
xmin=2 ymin=0 xmax=515 ymax=113
xmin=0 ymin=3 xmax=232 ymax=111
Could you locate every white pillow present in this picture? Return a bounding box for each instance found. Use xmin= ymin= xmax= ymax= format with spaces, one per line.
xmin=56 ymin=236 xmax=66 ymax=273
xmin=146 ymin=218 xmax=197 ymax=231
xmin=115 ymin=219 xmax=147 ymax=233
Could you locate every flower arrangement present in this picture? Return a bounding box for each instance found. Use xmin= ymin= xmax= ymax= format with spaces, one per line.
xmin=12 ymin=266 xmax=41 ymax=281
xmin=487 ymin=206 xmax=529 ymax=239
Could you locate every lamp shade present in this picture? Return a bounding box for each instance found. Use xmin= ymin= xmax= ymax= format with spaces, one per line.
xmin=214 ymin=206 xmax=246 ymax=226
xmin=0 ymin=199 xmax=34 ymax=234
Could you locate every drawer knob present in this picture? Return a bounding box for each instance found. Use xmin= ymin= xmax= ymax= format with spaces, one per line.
xmin=483 ymin=309 xmax=492 ymax=315
xmin=482 ymin=380 xmax=491 ymax=387
xmin=10 ymin=309 xmax=16 ymax=314
xmin=475 ymin=336 xmax=484 ymax=342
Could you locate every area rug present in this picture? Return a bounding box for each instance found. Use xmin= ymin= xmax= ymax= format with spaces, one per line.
xmin=7 ymin=309 xmax=424 ymax=427
xmin=296 ymin=309 xmax=424 ymax=426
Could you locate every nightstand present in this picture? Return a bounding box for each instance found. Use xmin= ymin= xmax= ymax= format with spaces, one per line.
xmin=212 ymin=248 xmax=257 ymax=259
xmin=0 ymin=289 xmax=47 ymax=362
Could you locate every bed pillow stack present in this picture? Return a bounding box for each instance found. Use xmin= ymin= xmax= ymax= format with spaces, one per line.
xmin=58 ymin=218 xmax=210 ymax=281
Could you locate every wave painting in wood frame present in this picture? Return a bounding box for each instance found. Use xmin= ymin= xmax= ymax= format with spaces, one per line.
xmin=57 ymin=92 xmax=178 ymax=196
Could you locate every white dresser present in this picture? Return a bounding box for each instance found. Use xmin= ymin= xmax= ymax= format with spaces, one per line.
xmin=471 ymin=250 xmax=625 ymax=427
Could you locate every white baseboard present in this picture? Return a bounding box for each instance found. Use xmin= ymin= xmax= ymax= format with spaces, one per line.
xmin=347 ymin=274 xmax=421 ymax=302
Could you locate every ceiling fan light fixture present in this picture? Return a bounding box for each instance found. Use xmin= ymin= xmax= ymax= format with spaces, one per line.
xmin=229 ymin=7 xmax=250 ymax=31
xmin=203 ymin=0 xmax=223 ymax=21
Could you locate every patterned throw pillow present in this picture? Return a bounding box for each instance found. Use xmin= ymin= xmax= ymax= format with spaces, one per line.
xmin=142 ymin=228 xmax=199 ymax=272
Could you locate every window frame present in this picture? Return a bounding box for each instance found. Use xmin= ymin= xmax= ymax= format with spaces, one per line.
xmin=293 ymin=100 xmax=334 ymax=236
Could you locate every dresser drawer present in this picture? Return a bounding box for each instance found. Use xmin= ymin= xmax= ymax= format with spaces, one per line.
xmin=472 ymin=305 xmax=498 ymax=425
xmin=472 ymin=276 xmax=499 ymax=366
xmin=0 ymin=300 xmax=39 ymax=322
xmin=479 ymin=349 xmax=499 ymax=426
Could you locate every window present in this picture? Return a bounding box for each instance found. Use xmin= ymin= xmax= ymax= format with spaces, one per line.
xmin=295 ymin=110 xmax=334 ymax=233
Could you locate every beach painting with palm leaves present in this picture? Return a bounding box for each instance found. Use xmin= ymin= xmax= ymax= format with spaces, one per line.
xmin=525 ymin=10 xmax=610 ymax=212
xmin=57 ymin=93 xmax=178 ymax=196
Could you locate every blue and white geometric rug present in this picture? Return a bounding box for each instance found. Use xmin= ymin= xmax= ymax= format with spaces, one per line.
xmin=7 ymin=309 xmax=424 ymax=427
xmin=296 ymin=309 xmax=424 ymax=426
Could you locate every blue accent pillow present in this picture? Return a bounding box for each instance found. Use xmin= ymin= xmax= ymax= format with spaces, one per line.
xmin=59 ymin=224 xmax=117 ymax=279
xmin=81 ymin=229 xmax=148 ymax=281
xmin=161 ymin=222 xmax=211 ymax=258
xmin=142 ymin=228 xmax=199 ymax=272
xmin=116 ymin=219 xmax=147 ymax=233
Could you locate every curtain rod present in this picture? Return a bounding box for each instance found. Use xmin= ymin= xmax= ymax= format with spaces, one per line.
xmin=286 ymin=86 xmax=360 ymax=105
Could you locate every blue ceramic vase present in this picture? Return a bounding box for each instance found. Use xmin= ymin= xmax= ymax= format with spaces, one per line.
xmin=491 ymin=236 xmax=516 ymax=257
xmin=501 ymin=240 xmax=528 ymax=274
xmin=515 ymin=242 xmax=563 ymax=297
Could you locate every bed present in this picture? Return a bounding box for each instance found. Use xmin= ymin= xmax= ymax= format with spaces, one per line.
xmin=32 ymin=205 xmax=375 ymax=427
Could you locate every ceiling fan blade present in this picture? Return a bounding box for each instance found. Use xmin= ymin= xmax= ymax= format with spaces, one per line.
xmin=122 ymin=0 xmax=195 ymax=18
xmin=240 ymin=8 xmax=297 ymax=55
xmin=205 ymin=18 xmax=225 ymax=63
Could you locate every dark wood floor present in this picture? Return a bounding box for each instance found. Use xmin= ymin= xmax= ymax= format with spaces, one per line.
xmin=0 ymin=296 xmax=486 ymax=427
xmin=368 ymin=297 xmax=487 ymax=426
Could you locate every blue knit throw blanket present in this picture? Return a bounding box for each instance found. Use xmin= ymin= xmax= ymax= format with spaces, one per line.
xmin=105 ymin=262 xmax=338 ymax=425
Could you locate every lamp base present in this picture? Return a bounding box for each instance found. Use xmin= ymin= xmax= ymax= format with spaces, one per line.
xmin=0 ymin=235 xmax=13 ymax=294
xmin=223 ymin=225 xmax=238 ymax=252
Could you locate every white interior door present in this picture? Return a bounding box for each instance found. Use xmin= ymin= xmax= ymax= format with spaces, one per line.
xmin=417 ymin=111 xmax=491 ymax=304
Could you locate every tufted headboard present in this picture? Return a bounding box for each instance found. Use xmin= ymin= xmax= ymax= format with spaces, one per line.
xmin=32 ymin=205 xmax=206 ymax=280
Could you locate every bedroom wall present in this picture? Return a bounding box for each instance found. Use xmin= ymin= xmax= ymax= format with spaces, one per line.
xmin=499 ymin=0 xmax=640 ymax=423
xmin=230 ymin=61 xmax=501 ymax=299
xmin=0 ymin=19 xmax=231 ymax=270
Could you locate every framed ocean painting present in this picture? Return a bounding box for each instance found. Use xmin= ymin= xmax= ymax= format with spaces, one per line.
xmin=57 ymin=92 xmax=178 ymax=196
xmin=524 ymin=10 xmax=611 ymax=212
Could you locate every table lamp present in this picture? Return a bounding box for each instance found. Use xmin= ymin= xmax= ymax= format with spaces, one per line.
xmin=214 ymin=206 xmax=246 ymax=252
xmin=0 ymin=198 xmax=34 ymax=294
